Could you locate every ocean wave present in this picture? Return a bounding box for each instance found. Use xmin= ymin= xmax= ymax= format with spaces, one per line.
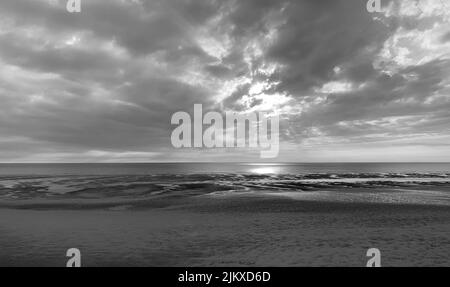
xmin=0 ymin=173 xmax=449 ymax=209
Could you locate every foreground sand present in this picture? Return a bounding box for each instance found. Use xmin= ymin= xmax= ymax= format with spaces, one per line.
xmin=0 ymin=195 xmax=449 ymax=267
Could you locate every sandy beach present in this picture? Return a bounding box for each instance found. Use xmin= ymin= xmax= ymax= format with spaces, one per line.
xmin=0 ymin=191 xmax=449 ymax=267
xmin=1 ymin=167 xmax=449 ymax=267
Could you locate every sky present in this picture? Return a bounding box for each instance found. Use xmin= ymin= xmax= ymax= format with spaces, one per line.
xmin=0 ymin=0 xmax=449 ymax=163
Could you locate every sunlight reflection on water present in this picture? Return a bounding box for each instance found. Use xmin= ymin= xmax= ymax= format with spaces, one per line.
xmin=250 ymin=166 xmax=282 ymax=174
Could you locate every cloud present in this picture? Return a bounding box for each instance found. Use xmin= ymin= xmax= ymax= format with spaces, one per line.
xmin=0 ymin=0 xmax=448 ymax=162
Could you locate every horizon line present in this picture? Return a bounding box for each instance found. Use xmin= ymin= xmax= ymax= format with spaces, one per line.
xmin=1 ymin=162 xmax=450 ymax=164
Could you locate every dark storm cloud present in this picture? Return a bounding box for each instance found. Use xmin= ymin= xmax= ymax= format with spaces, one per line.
xmin=0 ymin=0 xmax=219 ymax=57
xmin=286 ymin=59 xmax=450 ymax=143
xmin=0 ymin=0 xmax=222 ymax=160
xmin=0 ymin=32 xmax=123 ymax=81
xmin=215 ymin=0 xmax=449 ymax=156
xmin=441 ymin=31 xmax=450 ymax=43
xmin=219 ymin=0 xmax=394 ymax=102
xmin=0 ymin=0 xmax=448 ymax=162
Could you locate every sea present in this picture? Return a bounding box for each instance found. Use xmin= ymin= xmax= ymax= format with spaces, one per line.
xmin=0 ymin=162 xmax=450 ymax=176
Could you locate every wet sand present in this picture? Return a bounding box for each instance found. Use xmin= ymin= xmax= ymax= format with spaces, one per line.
xmin=0 ymin=195 xmax=449 ymax=267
